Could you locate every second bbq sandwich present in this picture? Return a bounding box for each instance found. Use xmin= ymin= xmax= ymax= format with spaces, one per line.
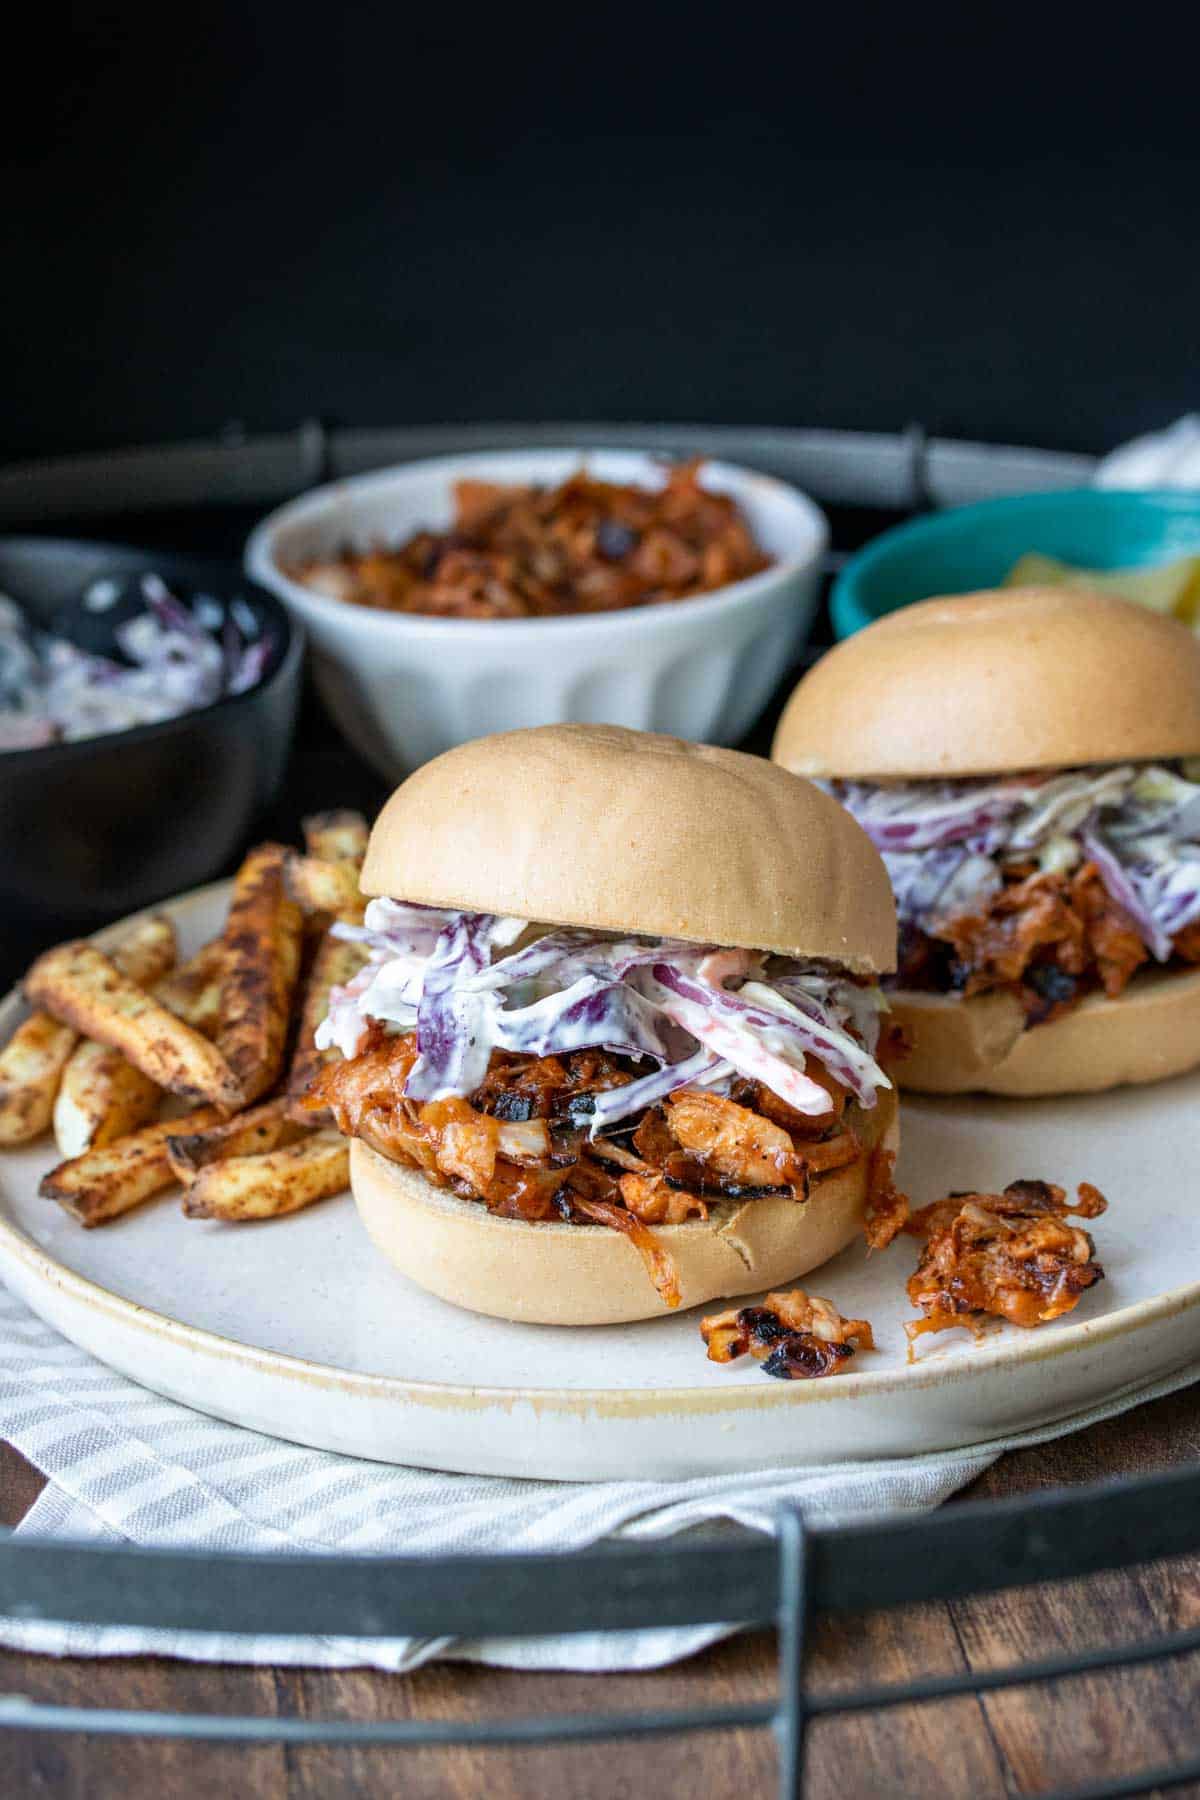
xmin=309 ymin=724 xmax=901 ymax=1323
xmin=772 ymin=587 xmax=1200 ymax=1096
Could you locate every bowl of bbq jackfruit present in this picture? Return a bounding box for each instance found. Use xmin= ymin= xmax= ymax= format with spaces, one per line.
xmin=246 ymin=448 xmax=828 ymax=779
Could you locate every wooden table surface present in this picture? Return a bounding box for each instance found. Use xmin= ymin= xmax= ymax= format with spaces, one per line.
xmin=3 ymin=1386 xmax=1200 ymax=1800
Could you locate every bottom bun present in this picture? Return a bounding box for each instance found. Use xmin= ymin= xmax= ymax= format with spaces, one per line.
xmin=349 ymin=1086 xmax=899 ymax=1325
xmin=890 ymin=966 xmax=1200 ymax=1097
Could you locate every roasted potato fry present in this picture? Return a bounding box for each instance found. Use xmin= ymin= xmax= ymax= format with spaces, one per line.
xmin=53 ymin=1039 xmax=161 ymax=1160
xmin=286 ymin=932 xmax=368 ymax=1123
xmin=283 ymin=853 xmax=364 ymax=921
xmin=8 ymin=819 xmax=371 ymax=1233
xmin=0 ymin=914 xmax=176 ymax=1146
xmin=50 ymin=916 xmax=189 ymax=1157
xmin=104 ymin=914 xmax=178 ymax=989
xmin=41 ymin=1105 xmax=222 ymax=1226
xmin=154 ymin=939 xmax=225 ymax=1036
xmin=217 ymin=844 xmax=304 ymax=1104
xmin=181 ymin=1130 xmax=349 ymax=1221
xmin=25 ymin=942 xmax=243 ymax=1112
xmin=0 ymin=1013 xmax=78 ymax=1145
xmin=166 ymin=1097 xmax=309 ymax=1184
xmin=302 ymin=809 xmax=369 ymax=865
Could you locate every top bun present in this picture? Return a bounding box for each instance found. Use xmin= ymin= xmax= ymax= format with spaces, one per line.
xmin=772 ymin=587 xmax=1200 ymax=780
xmin=362 ymin=724 xmax=896 ymax=973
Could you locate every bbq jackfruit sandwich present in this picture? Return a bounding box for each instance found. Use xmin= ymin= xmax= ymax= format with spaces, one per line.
xmin=309 ymin=724 xmax=901 ymax=1324
xmin=772 ymin=588 xmax=1200 ymax=1096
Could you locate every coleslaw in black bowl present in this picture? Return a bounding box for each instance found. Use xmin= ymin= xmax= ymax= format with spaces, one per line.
xmin=0 ymin=570 xmax=274 ymax=750
xmin=0 ymin=538 xmax=303 ymax=931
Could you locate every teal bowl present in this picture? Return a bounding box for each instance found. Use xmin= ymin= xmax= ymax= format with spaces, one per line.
xmin=831 ymin=488 xmax=1200 ymax=638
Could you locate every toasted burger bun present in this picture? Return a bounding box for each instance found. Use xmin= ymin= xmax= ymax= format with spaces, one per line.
xmin=349 ymin=1087 xmax=899 ymax=1326
xmin=772 ymin=587 xmax=1200 ymax=780
xmin=361 ymin=723 xmax=896 ymax=975
xmin=890 ymin=967 xmax=1200 ymax=1096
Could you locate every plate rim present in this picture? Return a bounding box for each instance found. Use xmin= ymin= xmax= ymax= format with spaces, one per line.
xmin=1 ymin=881 xmax=1197 ymax=1422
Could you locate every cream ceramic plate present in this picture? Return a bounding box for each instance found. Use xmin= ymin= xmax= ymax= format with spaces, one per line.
xmin=0 ymin=883 xmax=1198 ymax=1481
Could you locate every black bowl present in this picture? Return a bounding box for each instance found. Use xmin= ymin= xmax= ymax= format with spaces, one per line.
xmin=0 ymin=537 xmax=303 ymax=930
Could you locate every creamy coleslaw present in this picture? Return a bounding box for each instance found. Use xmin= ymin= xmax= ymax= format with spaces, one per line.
xmin=0 ymin=574 xmax=272 ymax=750
xmin=825 ymin=763 xmax=1200 ymax=961
xmin=318 ymin=899 xmax=891 ymax=1129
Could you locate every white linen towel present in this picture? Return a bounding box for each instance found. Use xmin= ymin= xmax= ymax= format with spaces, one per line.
xmin=0 ymin=1282 xmax=1194 ymax=1672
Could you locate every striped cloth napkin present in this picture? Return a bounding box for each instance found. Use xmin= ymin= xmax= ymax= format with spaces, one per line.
xmin=0 ymin=1279 xmax=1194 ymax=1672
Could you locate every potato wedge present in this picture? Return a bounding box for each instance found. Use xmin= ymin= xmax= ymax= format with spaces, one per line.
xmin=217 ymin=844 xmax=304 ymax=1104
xmin=154 ymin=939 xmax=225 ymax=1036
xmin=166 ymin=1097 xmax=309 ymax=1184
xmin=283 ymin=853 xmax=364 ymax=921
xmin=53 ymin=1039 xmax=161 ymax=1160
xmin=0 ymin=914 xmax=176 ymax=1146
xmin=182 ymin=1130 xmax=349 ymax=1221
xmin=48 ymin=915 xmax=182 ymax=1157
xmin=42 ymin=1105 xmax=222 ymax=1226
xmin=104 ymin=914 xmax=177 ymax=989
xmin=0 ymin=1013 xmax=78 ymax=1145
xmin=25 ymin=942 xmax=243 ymax=1112
xmin=302 ymin=809 xmax=369 ymax=865
xmin=286 ymin=932 xmax=368 ymax=1123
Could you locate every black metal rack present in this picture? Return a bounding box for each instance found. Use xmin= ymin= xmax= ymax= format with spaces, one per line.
xmin=2 ymin=1462 xmax=1200 ymax=1797
xmin=0 ymin=422 xmax=1196 ymax=1798
xmin=0 ymin=418 xmax=1096 ymax=534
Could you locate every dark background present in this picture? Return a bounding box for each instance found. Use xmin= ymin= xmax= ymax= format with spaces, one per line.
xmin=6 ymin=7 xmax=1199 ymax=465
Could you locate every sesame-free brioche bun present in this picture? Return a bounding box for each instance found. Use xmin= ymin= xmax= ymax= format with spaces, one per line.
xmin=772 ymin=588 xmax=1200 ymax=780
xmin=889 ymin=967 xmax=1200 ymax=1096
xmin=362 ymin=724 xmax=896 ymax=974
xmin=349 ymin=1086 xmax=898 ymax=1325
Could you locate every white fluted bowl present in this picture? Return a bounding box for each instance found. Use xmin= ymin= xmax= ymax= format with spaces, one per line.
xmin=245 ymin=449 xmax=828 ymax=779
